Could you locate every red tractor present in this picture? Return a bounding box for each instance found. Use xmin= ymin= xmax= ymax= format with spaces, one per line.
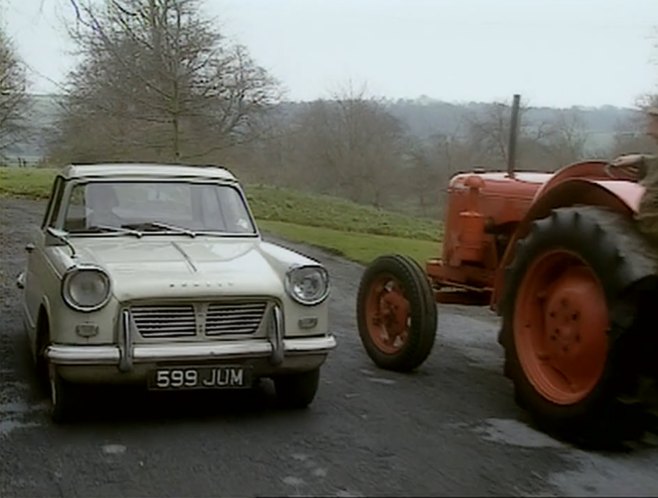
xmin=356 ymin=95 xmax=658 ymax=447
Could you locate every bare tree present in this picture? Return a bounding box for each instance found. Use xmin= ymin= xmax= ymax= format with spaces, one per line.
xmin=607 ymin=116 xmax=655 ymax=158
xmin=539 ymin=109 xmax=590 ymax=167
xmin=405 ymin=132 xmax=478 ymax=217
xmin=0 ymin=26 xmax=29 ymax=159
xmin=50 ymin=0 xmax=280 ymax=163
xmin=461 ymin=98 xmax=552 ymax=170
xmin=463 ymin=101 xmax=517 ymax=168
xmin=290 ymin=86 xmax=407 ymax=206
xmin=222 ymin=108 xmax=300 ymax=186
xmin=597 ymin=93 xmax=658 ymax=159
xmin=462 ymin=99 xmax=591 ymax=172
xmin=405 ymin=139 xmax=438 ymax=217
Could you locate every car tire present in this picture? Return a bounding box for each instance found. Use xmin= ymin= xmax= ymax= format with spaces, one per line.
xmin=274 ymin=368 xmax=320 ymax=409
xmin=35 ymin=332 xmax=50 ymax=395
xmin=49 ymin=366 xmax=78 ymax=424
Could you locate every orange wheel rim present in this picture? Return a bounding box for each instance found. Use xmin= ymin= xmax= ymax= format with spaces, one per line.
xmin=365 ymin=273 xmax=411 ymax=354
xmin=513 ymin=249 xmax=609 ymax=405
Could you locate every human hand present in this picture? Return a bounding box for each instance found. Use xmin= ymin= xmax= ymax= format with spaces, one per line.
xmin=606 ymin=154 xmax=647 ymax=180
xmin=608 ymin=154 xmax=645 ymax=168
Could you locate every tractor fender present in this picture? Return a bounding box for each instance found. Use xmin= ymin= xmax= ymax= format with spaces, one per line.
xmin=491 ymin=176 xmax=646 ymax=312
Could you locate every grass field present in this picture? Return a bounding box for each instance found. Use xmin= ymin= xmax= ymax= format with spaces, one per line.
xmin=259 ymin=220 xmax=440 ymax=265
xmin=0 ymin=166 xmax=443 ymax=264
xmin=0 ymin=167 xmax=55 ymax=199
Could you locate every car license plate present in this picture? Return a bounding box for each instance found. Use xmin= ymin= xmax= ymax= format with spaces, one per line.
xmin=147 ymin=366 xmax=251 ymax=390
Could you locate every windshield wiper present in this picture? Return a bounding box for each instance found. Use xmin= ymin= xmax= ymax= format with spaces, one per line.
xmin=75 ymin=225 xmax=143 ymax=237
xmin=122 ymin=221 xmax=196 ymax=238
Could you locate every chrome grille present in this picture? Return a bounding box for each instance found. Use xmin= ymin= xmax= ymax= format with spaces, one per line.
xmin=205 ymin=302 xmax=267 ymax=336
xmin=131 ymin=304 xmax=197 ymax=337
xmin=130 ymin=301 xmax=268 ymax=338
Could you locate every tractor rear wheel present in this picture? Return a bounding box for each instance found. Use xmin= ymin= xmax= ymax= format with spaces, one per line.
xmin=500 ymin=206 xmax=657 ymax=446
xmin=357 ymin=254 xmax=437 ymax=372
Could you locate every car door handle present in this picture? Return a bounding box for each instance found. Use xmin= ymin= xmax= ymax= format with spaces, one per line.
xmin=25 ymin=243 xmax=35 ymax=253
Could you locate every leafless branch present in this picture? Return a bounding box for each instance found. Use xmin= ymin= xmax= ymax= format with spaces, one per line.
xmin=49 ymin=0 xmax=280 ymax=163
xmin=0 ymin=26 xmax=30 ymax=157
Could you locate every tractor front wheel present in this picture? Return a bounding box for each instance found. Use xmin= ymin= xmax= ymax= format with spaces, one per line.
xmin=357 ymin=254 xmax=437 ymax=372
xmin=501 ymin=206 xmax=656 ymax=445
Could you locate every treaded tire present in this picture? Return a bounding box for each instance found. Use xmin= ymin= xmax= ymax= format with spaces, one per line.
xmin=357 ymin=254 xmax=438 ymax=372
xmin=49 ymin=366 xmax=79 ymax=424
xmin=274 ymin=368 xmax=320 ymax=409
xmin=500 ymin=206 xmax=657 ymax=446
xmin=35 ymin=331 xmax=50 ymax=395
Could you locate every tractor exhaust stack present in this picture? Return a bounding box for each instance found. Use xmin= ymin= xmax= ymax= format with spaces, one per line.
xmin=507 ymin=93 xmax=521 ymax=178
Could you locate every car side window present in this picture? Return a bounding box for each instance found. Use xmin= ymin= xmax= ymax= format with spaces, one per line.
xmin=42 ymin=177 xmax=65 ymax=229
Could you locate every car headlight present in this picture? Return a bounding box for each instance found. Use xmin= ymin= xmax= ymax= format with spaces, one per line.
xmin=285 ymin=265 xmax=330 ymax=306
xmin=61 ymin=265 xmax=112 ymax=312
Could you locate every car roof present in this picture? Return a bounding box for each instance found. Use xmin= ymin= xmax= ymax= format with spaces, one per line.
xmin=58 ymin=162 xmax=238 ymax=181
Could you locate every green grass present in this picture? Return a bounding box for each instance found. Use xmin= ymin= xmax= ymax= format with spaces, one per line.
xmin=259 ymin=220 xmax=440 ymax=265
xmin=0 ymin=166 xmax=443 ymax=264
xmin=0 ymin=167 xmax=56 ymax=199
xmin=245 ymin=184 xmax=441 ymax=242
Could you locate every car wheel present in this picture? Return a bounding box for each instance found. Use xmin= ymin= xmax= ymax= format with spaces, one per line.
xmin=274 ymin=368 xmax=320 ymax=409
xmin=35 ymin=332 xmax=50 ymax=394
xmin=49 ymin=366 xmax=78 ymax=424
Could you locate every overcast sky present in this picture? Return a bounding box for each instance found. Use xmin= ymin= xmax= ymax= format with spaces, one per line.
xmin=2 ymin=0 xmax=657 ymax=108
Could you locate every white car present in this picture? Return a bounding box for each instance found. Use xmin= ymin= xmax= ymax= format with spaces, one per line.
xmin=16 ymin=163 xmax=337 ymax=422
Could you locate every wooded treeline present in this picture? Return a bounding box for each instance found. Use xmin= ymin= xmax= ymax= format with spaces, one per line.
xmin=2 ymin=0 xmax=656 ymax=217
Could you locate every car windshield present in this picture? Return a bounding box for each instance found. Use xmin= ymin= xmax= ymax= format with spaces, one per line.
xmin=62 ymin=180 xmax=257 ymax=236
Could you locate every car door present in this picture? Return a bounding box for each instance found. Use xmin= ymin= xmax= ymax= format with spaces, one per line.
xmin=23 ymin=176 xmax=65 ymax=334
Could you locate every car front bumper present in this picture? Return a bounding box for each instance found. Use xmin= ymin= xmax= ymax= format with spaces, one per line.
xmin=46 ymin=335 xmax=337 ymax=384
xmin=47 ymin=336 xmax=337 ymax=365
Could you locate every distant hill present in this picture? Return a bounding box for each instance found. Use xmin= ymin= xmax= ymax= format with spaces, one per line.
xmin=276 ymin=98 xmax=643 ymax=152
xmin=3 ymin=93 xmax=645 ymax=165
xmin=385 ymin=99 xmax=641 ymax=143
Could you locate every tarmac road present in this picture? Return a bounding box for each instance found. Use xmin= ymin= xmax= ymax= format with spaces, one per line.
xmin=1 ymin=197 xmax=658 ymax=497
